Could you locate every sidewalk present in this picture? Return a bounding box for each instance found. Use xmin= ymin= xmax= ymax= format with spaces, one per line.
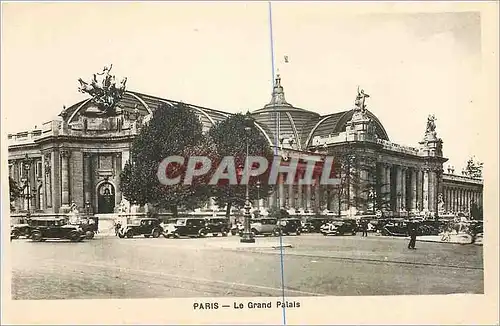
xmin=408 ymin=233 xmax=483 ymax=245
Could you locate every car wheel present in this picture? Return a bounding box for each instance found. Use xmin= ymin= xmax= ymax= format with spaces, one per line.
xmin=296 ymin=230 xmax=301 ymax=236
xmin=126 ymin=230 xmax=134 ymax=238
xmin=213 ymin=233 xmax=218 ymax=237
xmin=118 ymin=232 xmax=125 ymax=239
xmin=198 ymin=229 xmax=207 ymax=238
xmin=11 ymin=231 xmax=20 ymax=239
xmin=222 ymin=232 xmax=228 ymax=237
xmin=31 ymin=231 xmax=43 ymax=242
xmin=173 ymin=231 xmax=180 ymax=238
xmin=144 ymin=234 xmax=150 ymax=238
xmin=85 ymin=231 xmax=95 ymax=239
xmin=69 ymin=231 xmax=81 ymax=242
xmin=231 ymin=230 xmax=237 ymax=236
xmin=152 ymin=229 xmax=161 ymax=238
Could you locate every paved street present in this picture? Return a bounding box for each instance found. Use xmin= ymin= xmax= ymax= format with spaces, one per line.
xmin=11 ymin=234 xmax=483 ymax=300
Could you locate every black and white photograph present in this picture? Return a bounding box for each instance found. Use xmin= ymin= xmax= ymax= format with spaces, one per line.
xmin=2 ymin=2 xmax=498 ymax=325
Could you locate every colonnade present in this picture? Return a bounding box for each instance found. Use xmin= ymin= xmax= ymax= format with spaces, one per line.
xmin=442 ymin=186 xmax=482 ymax=214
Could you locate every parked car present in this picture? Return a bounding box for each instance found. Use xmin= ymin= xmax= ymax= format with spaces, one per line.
xmin=230 ymin=222 xmax=244 ymax=235
xmin=163 ymin=217 xmax=208 ymax=238
xmin=11 ymin=220 xmax=31 ymax=240
xmin=320 ymin=219 xmax=357 ymax=236
xmin=205 ymin=217 xmax=230 ymax=236
xmin=300 ymin=221 xmax=315 ymax=233
xmin=309 ymin=217 xmax=331 ymax=232
xmin=118 ymin=218 xmax=163 ymax=239
xmin=69 ymin=215 xmax=97 ymax=239
xmin=28 ymin=216 xmax=85 ymax=242
xmin=277 ymin=218 xmax=302 ymax=235
xmin=241 ymin=218 xmax=280 ymax=237
xmin=380 ymin=219 xmax=409 ymax=236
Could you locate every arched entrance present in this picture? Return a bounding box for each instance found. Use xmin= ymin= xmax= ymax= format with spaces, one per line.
xmin=97 ymin=182 xmax=115 ymax=214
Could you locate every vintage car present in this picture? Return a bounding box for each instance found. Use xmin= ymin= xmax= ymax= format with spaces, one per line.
xmin=11 ymin=218 xmax=31 ymax=240
xmin=320 ymin=219 xmax=357 ymax=236
xmin=380 ymin=219 xmax=409 ymax=236
xmin=300 ymin=221 xmax=315 ymax=233
xmin=163 ymin=217 xmax=208 ymax=238
xmin=277 ymin=218 xmax=302 ymax=235
xmin=68 ymin=215 xmax=97 ymax=239
xmin=240 ymin=218 xmax=280 ymax=237
xmin=28 ymin=216 xmax=85 ymax=242
xmin=118 ymin=218 xmax=163 ymax=239
xmin=308 ymin=217 xmax=332 ymax=232
xmin=230 ymin=222 xmax=244 ymax=236
xmin=204 ymin=217 xmax=230 ymax=236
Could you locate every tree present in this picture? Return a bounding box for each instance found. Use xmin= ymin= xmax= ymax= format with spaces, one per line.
xmin=9 ymin=176 xmax=22 ymax=211
xmin=120 ymin=103 xmax=211 ymax=217
xmin=331 ymin=147 xmax=390 ymax=216
xmin=462 ymin=157 xmax=483 ymax=179
xmin=208 ymin=113 xmax=274 ymax=217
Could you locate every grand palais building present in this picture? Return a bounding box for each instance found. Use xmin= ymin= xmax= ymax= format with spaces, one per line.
xmin=8 ymin=68 xmax=483 ymax=222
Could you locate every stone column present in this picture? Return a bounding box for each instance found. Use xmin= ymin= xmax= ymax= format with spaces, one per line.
xmin=306 ymin=184 xmax=312 ymax=212
xmin=278 ymin=173 xmax=285 ymax=209
xmin=83 ymin=153 xmax=93 ymax=207
xmin=314 ymin=177 xmax=320 ymax=212
xmin=297 ymin=181 xmax=303 ymax=210
xmin=401 ymin=167 xmax=407 ymax=211
xmin=268 ymin=192 xmax=275 ymax=209
xmin=422 ymin=169 xmax=429 ymax=211
xmin=384 ymin=164 xmax=392 ymax=212
xmin=395 ymin=166 xmax=402 ymax=213
xmin=427 ymin=171 xmax=435 ymax=213
xmin=288 ymin=183 xmax=294 ymax=209
xmin=60 ymin=150 xmax=71 ymax=208
xmin=115 ymin=153 xmax=122 ymax=206
xmin=51 ymin=150 xmax=61 ymax=212
xmin=410 ymin=169 xmax=417 ymax=211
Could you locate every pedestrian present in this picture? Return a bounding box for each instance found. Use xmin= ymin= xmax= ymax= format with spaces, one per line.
xmin=115 ymin=221 xmax=121 ymax=236
xmin=407 ymin=221 xmax=418 ymax=249
xmin=362 ymin=220 xmax=368 ymax=237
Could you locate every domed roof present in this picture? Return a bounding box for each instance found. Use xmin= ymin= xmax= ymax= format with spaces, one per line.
xmin=251 ymin=75 xmax=320 ymax=150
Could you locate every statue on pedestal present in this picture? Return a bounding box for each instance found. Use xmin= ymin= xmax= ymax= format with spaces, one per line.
xmin=426 ymin=114 xmax=437 ymax=133
xmin=78 ymin=64 xmax=127 ymax=116
xmin=352 ymin=87 xmax=370 ymax=121
xmin=355 ymin=87 xmax=370 ymax=113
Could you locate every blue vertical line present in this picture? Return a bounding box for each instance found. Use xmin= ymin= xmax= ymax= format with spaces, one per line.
xmin=268 ymin=2 xmax=287 ymax=325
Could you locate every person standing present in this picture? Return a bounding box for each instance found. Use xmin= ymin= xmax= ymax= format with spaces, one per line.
xmin=408 ymin=221 xmax=418 ymax=249
xmin=362 ymin=220 xmax=368 ymax=237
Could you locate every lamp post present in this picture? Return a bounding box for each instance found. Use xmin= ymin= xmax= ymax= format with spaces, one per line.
xmin=256 ymin=180 xmax=261 ymax=212
xmin=22 ymin=154 xmax=32 ymax=216
xmin=240 ymin=117 xmax=255 ymax=243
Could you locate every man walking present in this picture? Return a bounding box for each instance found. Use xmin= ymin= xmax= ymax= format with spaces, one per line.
xmin=407 ymin=221 xmax=418 ymax=249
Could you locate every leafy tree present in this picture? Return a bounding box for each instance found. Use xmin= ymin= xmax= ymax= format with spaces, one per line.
xmin=462 ymin=157 xmax=483 ymax=179
xmin=330 ymin=147 xmax=390 ymax=215
xmin=9 ymin=177 xmax=22 ymax=211
xmin=120 ymin=103 xmax=211 ymax=217
xmin=208 ymin=113 xmax=274 ymax=217
xmin=470 ymin=201 xmax=483 ymax=220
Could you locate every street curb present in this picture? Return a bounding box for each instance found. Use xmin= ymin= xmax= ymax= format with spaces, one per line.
xmin=405 ymin=237 xmax=483 ymax=246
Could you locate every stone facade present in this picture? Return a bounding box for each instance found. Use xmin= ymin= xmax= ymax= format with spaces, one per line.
xmin=7 ymin=75 xmax=483 ymax=218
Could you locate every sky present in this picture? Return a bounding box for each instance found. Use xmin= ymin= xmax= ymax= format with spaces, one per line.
xmin=1 ymin=2 xmax=491 ymax=172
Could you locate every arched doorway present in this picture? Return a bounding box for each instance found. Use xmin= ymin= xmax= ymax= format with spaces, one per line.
xmin=97 ymin=182 xmax=115 ymax=214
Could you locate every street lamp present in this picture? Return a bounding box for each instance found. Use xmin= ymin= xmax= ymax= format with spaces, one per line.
xmin=240 ymin=116 xmax=255 ymax=243
xmin=256 ymin=180 xmax=261 ymax=212
xmin=22 ymin=154 xmax=32 ymax=216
